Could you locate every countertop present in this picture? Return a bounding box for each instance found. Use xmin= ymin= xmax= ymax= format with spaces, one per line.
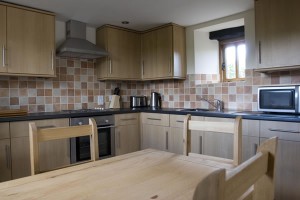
xmin=1 ymin=107 xmax=300 ymax=123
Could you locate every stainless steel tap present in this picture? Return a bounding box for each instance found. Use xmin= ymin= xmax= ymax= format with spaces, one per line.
xmin=200 ymin=98 xmax=223 ymax=112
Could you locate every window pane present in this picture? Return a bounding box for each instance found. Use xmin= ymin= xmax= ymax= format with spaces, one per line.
xmin=238 ymin=44 xmax=246 ymax=78
xmin=225 ymin=46 xmax=236 ymax=79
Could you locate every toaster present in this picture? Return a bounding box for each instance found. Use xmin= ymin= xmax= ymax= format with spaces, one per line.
xmin=130 ymin=96 xmax=147 ymax=108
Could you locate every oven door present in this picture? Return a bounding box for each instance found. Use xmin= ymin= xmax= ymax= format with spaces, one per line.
xmin=258 ymin=86 xmax=298 ymax=113
xmin=70 ymin=125 xmax=115 ymax=163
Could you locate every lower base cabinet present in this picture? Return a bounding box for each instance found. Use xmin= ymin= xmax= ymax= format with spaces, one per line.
xmin=10 ymin=118 xmax=70 ymax=179
xmin=142 ymin=124 xmax=169 ymax=151
xmin=0 ymin=139 xmax=11 ymax=182
xmin=115 ymin=113 xmax=140 ymax=156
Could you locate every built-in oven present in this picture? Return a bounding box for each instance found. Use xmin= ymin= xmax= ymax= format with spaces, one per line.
xmin=70 ymin=115 xmax=115 ymax=163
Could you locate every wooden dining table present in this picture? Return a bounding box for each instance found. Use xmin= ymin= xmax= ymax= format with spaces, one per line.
xmin=0 ymin=149 xmax=225 ymax=200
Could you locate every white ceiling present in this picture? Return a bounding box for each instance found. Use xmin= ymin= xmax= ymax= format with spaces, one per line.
xmin=4 ymin=0 xmax=254 ymax=31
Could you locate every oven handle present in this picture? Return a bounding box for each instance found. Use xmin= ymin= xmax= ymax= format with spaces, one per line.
xmin=97 ymin=125 xmax=115 ymax=129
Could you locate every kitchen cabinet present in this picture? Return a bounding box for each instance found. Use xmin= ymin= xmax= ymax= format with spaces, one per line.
xmin=0 ymin=5 xmax=6 ymax=73
xmin=141 ymin=24 xmax=186 ymax=80
xmin=141 ymin=113 xmax=169 ymax=151
xmin=260 ymin=120 xmax=300 ymax=200
xmin=96 ymin=25 xmax=141 ymax=80
xmin=0 ymin=3 xmax=55 ymax=77
xmin=10 ymin=118 xmax=70 ymax=179
xmin=0 ymin=123 xmax=11 ymax=182
xmin=255 ymin=0 xmax=300 ymax=71
xmin=169 ymin=114 xmax=185 ymax=154
xmin=115 ymin=113 xmax=140 ymax=155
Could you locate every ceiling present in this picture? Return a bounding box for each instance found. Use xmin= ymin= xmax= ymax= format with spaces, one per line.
xmin=4 ymin=0 xmax=254 ymax=31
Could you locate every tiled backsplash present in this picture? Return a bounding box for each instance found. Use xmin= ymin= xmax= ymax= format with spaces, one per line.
xmin=1 ymin=58 xmax=300 ymax=113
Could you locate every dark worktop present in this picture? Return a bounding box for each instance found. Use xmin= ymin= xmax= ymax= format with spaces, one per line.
xmin=1 ymin=107 xmax=300 ymax=123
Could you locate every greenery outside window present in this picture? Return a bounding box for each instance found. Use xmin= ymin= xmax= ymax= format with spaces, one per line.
xmin=219 ymin=38 xmax=246 ymax=82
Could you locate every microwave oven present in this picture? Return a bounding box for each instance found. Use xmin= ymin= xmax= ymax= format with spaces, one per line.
xmin=258 ymin=85 xmax=300 ymax=113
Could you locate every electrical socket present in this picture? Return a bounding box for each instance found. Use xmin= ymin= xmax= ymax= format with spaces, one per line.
xmin=97 ymin=95 xmax=104 ymax=105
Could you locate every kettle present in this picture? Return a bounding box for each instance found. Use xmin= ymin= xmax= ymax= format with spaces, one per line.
xmin=150 ymin=92 xmax=161 ymax=108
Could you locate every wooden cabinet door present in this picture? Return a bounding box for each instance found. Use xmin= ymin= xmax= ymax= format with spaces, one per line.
xmin=141 ymin=124 xmax=169 ymax=151
xmin=115 ymin=124 xmax=140 ymax=156
xmin=10 ymin=137 xmax=30 ymax=179
xmin=7 ymin=7 xmax=55 ymax=76
xmin=255 ymin=0 xmax=300 ymax=69
xmin=141 ymin=31 xmax=157 ymax=79
xmin=156 ymin=26 xmax=172 ymax=78
xmin=260 ymin=138 xmax=300 ymax=200
xmin=10 ymin=118 xmax=70 ymax=179
xmin=96 ymin=26 xmax=141 ymax=80
xmin=0 ymin=5 xmax=7 ymax=73
xmin=0 ymin=139 xmax=12 ymax=182
xmin=242 ymin=136 xmax=259 ymax=162
xmin=169 ymin=127 xmax=183 ymax=155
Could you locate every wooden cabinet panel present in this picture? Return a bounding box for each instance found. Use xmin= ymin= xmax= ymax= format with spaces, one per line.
xmin=169 ymin=127 xmax=183 ymax=155
xmin=10 ymin=118 xmax=70 ymax=179
xmin=242 ymin=119 xmax=259 ymax=137
xmin=242 ymin=136 xmax=259 ymax=162
xmin=141 ymin=24 xmax=186 ymax=80
xmin=6 ymin=6 xmax=55 ymax=76
xmin=0 ymin=139 xmax=11 ymax=182
xmin=141 ymin=124 xmax=169 ymax=151
xmin=0 ymin=123 xmax=9 ymax=139
xmin=255 ymin=0 xmax=300 ymax=70
xmin=141 ymin=113 xmax=169 ymax=126
xmin=261 ymin=137 xmax=300 ymax=200
xmin=96 ymin=26 xmax=141 ymax=80
xmin=0 ymin=5 xmax=7 ymax=73
xmin=170 ymin=114 xmax=185 ymax=128
xmin=115 ymin=113 xmax=139 ymax=126
xmin=115 ymin=124 xmax=140 ymax=156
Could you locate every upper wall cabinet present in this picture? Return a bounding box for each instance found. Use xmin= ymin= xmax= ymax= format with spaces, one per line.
xmin=0 ymin=3 xmax=55 ymax=77
xmin=96 ymin=26 xmax=141 ymax=80
xmin=255 ymin=0 xmax=300 ymax=72
xmin=141 ymin=24 xmax=186 ymax=80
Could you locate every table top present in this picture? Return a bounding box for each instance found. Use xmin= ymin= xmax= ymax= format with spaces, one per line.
xmin=0 ymin=149 xmax=221 ymax=200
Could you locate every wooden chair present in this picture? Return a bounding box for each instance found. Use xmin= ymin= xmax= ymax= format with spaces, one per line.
xmin=193 ymin=137 xmax=278 ymax=200
xmin=183 ymin=114 xmax=242 ymax=166
xmin=29 ymin=118 xmax=99 ymax=175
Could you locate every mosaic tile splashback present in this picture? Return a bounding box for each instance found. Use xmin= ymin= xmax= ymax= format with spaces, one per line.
xmin=1 ymin=58 xmax=300 ymax=113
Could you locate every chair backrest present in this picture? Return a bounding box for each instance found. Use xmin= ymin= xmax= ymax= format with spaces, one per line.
xmin=183 ymin=114 xmax=242 ymax=166
xmin=29 ymin=118 xmax=99 ymax=175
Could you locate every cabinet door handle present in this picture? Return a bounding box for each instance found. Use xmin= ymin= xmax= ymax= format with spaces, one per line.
xmin=268 ymin=128 xmax=300 ymax=134
xmin=5 ymin=145 xmax=10 ymax=169
xmin=199 ymin=135 xmax=203 ymax=154
xmin=147 ymin=118 xmax=161 ymax=121
xmin=142 ymin=60 xmax=144 ymax=76
xmin=169 ymin=57 xmax=172 ymax=74
xmin=176 ymin=120 xmax=184 ymax=123
xmin=109 ymin=58 xmax=112 ymax=74
xmin=118 ymin=131 xmax=121 ymax=148
xmin=258 ymin=41 xmax=262 ymax=64
xmin=166 ymin=131 xmax=168 ymax=150
xmin=2 ymin=45 xmax=6 ymax=67
xmin=253 ymin=143 xmax=258 ymax=155
xmin=51 ymin=50 xmax=54 ymax=70
xmin=121 ymin=118 xmax=137 ymax=121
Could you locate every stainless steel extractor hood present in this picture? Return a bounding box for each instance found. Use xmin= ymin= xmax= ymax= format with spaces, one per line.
xmin=56 ymin=20 xmax=108 ymax=59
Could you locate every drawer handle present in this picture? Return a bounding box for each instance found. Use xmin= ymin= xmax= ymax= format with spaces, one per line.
xmin=268 ymin=128 xmax=300 ymax=134
xmin=147 ymin=118 xmax=161 ymax=121
xmin=176 ymin=120 xmax=184 ymax=123
xmin=121 ymin=118 xmax=137 ymax=121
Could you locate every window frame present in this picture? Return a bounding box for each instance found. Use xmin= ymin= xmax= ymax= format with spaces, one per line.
xmin=219 ymin=37 xmax=245 ymax=82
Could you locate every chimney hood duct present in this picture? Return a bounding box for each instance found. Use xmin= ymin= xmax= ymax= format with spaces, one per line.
xmin=56 ymin=20 xmax=108 ymax=59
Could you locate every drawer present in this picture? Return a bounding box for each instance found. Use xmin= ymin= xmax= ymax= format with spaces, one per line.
xmin=10 ymin=118 xmax=69 ymax=138
xmin=0 ymin=123 xmax=10 ymax=139
xmin=170 ymin=115 xmax=186 ymax=128
xmin=141 ymin=113 xmax=169 ymax=126
xmin=115 ymin=113 xmax=139 ymax=126
xmin=260 ymin=120 xmax=300 ymax=141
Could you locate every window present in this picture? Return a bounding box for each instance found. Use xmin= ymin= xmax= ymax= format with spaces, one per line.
xmin=220 ymin=38 xmax=246 ymax=82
